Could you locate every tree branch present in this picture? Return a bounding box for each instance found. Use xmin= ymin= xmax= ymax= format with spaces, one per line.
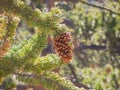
xmin=14 ymin=72 xmax=82 ymax=90
xmin=79 ymin=0 xmax=120 ymax=16
xmin=74 ymin=44 xmax=106 ymax=52
xmin=0 ymin=0 xmax=62 ymax=33
xmin=68 ymin=64 xmax=90 ymax=90
xmin=75 ymin=44 xmax=120 ymax=54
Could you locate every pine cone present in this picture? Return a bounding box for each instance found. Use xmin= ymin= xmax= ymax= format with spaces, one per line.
xmin=54 ymin=32 xmax=73 ymax=63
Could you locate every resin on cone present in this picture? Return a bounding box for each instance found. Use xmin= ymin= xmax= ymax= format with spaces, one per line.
xmin=54 ymin=32 xmax=73 ymax=63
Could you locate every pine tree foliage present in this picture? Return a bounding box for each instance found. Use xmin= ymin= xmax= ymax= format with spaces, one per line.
xmin=0 ymin=0 xmax=62 ymax=33
xmin=0 ymin=0 xmax=83 ymax=90
xmin=15 ymin=72 xmax=84 ymax=90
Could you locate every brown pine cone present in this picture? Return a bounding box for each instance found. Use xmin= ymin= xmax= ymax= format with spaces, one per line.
xmin=54 ymin=32 xmax=73 ymax=63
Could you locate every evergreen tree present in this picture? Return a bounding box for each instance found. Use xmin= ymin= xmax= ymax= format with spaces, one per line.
xmin=0 ymin=0 xmax=85 ymax=90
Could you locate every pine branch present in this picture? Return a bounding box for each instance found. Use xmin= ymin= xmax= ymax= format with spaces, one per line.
xmin=0 ymin=14 xmax=18 ymax=61
xmin=15 ymin=72 xmax=85 ymax=90
xmin=21 ymin=54 xmax=64 ymax=74
xmin=44 ymin=72 xmax=82 ymax=90
xmin=0 ymin=33 xmax=47 ymax=76
xmin=3 ymin=33 xmax=47 ymax=60
xmin=0 ymin=0 xmax=62 ymax=33
xmin=0 ymin=52 xmax=64 ymax=76
xmin=5 ymin=16 xmax=19 ymax=41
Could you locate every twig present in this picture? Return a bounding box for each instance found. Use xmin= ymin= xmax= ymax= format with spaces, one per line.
xmin=79 ymin=0 xmax=120 ymax=16
xmin=75 ymin=44 xmax=120 ymax=54
xmin=68 ymin=63 xmax=90 ymax=90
